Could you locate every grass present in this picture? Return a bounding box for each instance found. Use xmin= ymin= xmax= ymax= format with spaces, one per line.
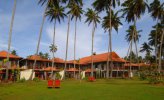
xmin=0 ymin=79 xmax=164 ymax=100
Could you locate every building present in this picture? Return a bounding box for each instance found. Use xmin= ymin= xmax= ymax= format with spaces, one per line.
xmin=0 ymin=50 xmax=22 ymax=81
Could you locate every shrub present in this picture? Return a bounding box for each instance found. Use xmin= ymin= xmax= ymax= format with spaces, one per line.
xmin=33 ymin=77 xmax=40 ymax=82
xmin=148 ymin=72 xmax=163 ymax=84
xmin=55 ymin=72 xmax=61 ymax=80
xmin=18 ymin=78 xmax=26 ymax=83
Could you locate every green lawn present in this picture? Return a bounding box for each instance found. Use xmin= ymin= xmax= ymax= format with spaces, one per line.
xmin=0 ymin=79 xmax=164 ymax=100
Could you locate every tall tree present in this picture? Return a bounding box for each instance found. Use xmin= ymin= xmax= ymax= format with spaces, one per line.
xmin=44 ymin=53 xmax=50 ymax=59
xmin=93 ymin=0 xmax=120 ymax=78
xmin=67 ymin=2 xmax=83 ymax=78
xmin=149 ymin=0 xmax=164 ymax=73
xmin=63 ymin=0 xmax=83 ymax=79
xmin=125 ymin=25 xmax=141 ymax=72
xmin=39 ymin=52 xmax=44 ymax=57
xmin=46 ymin=4 xmax=66 ymax=78
xmin=5 ymin=0 xmax=17 ymax=81
xmin=148 ymin=22 xmax=164 ymax=71
xmin=85 ymin=8 xmax=100 ymax=77
xmin=140 ymin=42 xmax=153 ymax=63
xmin=102 ymin=10 xmax=122 ymax=78
xmin=11 ymin=50 xmax=17 ymax=56
xmin=121 ymin=0 xmax=149 ymax=76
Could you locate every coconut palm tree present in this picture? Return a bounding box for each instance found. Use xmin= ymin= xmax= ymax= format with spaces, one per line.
xmin=67 ymin=2 xmax=83 ymax=78
xmin=93 ymin=0 xmax=120 ymax=78
xmin=49 ymin=44 xmax=57 ymax=53
xmin=148 ymin=22 xmax=164 ymax=72
xmin=49 ymin=44 xmax=57 ymax=77
xmin=125 ymin=25 xmax=142 ymax=43
xmin=11 ymin=50 xmax=17 ymax=56
xmin=46 ymin=5 xmax=66 ymax=78
xmin=39 ymin=52 xmax=44 ymax=58
xmin=140 ymin=42 xmax=153 ymax=63
xmin=64 ymin=0 xmax=83 ymax=79
xmin=149 ymin=0 xmax=164 ymax=73
xmin=125 ymin=25 xmax=141 ymax=72
xmin=30 ymin=0 xmax=65 ymax=80
xmin=44 ymin=53 xmax=50 ymax=59
xmin=85 ymin=8 xmax=100 ymax=77
xmin=5 ymin=0 xmax=17 ymax=81
xmin=121 ymin=0 xmax=149 ymax=75
xmin=102 ymin=10 xmax=122 ymax=78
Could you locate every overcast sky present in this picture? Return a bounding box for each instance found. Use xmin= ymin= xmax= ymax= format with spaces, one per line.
xmin=0 ymin=0 xmax=157 ymax=60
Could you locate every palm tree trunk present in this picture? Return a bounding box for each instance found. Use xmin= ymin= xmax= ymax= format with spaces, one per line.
xmin=51 ymin=19 xmax=56 ymax=79
xmin=123 ymin=41 xmax=132 ymax=78
xmin=5 ymin=0 xmax=17 ymax=81
xmin=129 ymin=39 xmax=133 ymax=77
xmin=64 ymin=15 xmax=70 ymax=79
xmin=155 ymin=20 xmax=158 ymax=68
xmin=109 ymin=5 xmax=113 ymax=78
xmin=30 ymin=6 xmax=47 ymax=80
xmin=91 ymin=22 xmax=96 ymax=77
xmin=79 ymin=63 xmax=80 ymax=79
xmin=73 ymin=18 xmax=77 ymax=78
xmin=134 ymin=16 xmax=140 ymax=70
xmin=158 ymin=30 xmax=164 ymax=73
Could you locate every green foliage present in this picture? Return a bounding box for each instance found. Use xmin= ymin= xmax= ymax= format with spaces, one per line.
xmin=33 ymin=77 xmax=40 ymax=82
xmin=148 ymin=72 xmax=163 ymax=84
xmin=139 ymin=66 xmax=164 ymax=84
xmin=18 ymin=78 xmax=26 ymax=83
xmin=55 ymin=72 xmax=61 ymax=80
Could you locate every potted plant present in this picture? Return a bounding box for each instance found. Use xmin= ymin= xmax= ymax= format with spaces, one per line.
xmin=54 ymin=72 xmax=61 ymax=88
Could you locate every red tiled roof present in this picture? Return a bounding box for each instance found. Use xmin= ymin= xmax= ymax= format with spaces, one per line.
xmin=44 ymin=67 xmax=59 ymax=71
xmin=67 ymin=60 xmax=79 ymax=64
xmin=124 ymin=63 xmax=150 ymax=67
xmin=0 ymin=51 xmax=21 ymax=59
xmin=79 ymin=52 xmax=126 ymax=64
xmin=26 ymin=55 xmax=50 ymax=62
xmin=85 ymin=68 xmax=96 ymax=73
xmin=52 ymin=58 xmax=65 ymax=63
xmin=66 ymin=68 xmax=79 ymax=72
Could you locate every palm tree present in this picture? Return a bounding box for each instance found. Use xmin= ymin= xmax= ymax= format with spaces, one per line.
xmin=149 ymin=0 xmax=164 ymax=73
xmin=125 ymin=25 xmax=141 ymax=72
xmin=49 ymin=44 xmax=57 ymax=76
xmin=102 ymin=10 xmax=122 ymax=78
xmin=85 ymin=8 xmax=100 ymax=77
xmin=64 ymin=0 xmax=83 ymax=79
xmin=67 ymin=2 xmax=83 ymax=78
xmin=30 ymin=0 xmax=57 ymax=80
xmin=5 ymin=0 xmax=17 ymax=81
xmin=44 ymin=53 xmax=50 ymax=59
xmin=11 ymin=50 xmax=17 ymax=56
xmin=93 ymin=0 xmax=120 ymax=78
xmin=125 ymin=25 xmax=142 ymax=43
xmin=148 ymin=22 xmax=164 ymax=72
xmin=140 ymin=42 xmax=153 ymax=63
xmin=49 ymin=44 xmax=57 ymax=53
xmin=46 ymin=5 xmax=66 ymax=78
xmin=140 ymin=42 xmax=153 ymax=54
xmin=121 ymin=0 xmax=149 ymax=75
xmin=39 ymin=52 xmax=44 ymax=58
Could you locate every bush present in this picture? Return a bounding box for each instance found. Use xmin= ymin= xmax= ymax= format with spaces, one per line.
xmin=33 ymin=77 xmax=40 ymax=82
xmin=148 ymin=72 xmax=163 ymax=84
xmin=55 ymin=72 xmax=61 ymax=80
xmin=18 ymin=78 xmax=26 ymax=83
xmin=139 ymin=72 xmax=147 ymax=80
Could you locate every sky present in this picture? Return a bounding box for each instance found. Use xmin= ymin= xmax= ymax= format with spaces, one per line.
xmin=0 ymin=0 xmax=159 ymax=60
